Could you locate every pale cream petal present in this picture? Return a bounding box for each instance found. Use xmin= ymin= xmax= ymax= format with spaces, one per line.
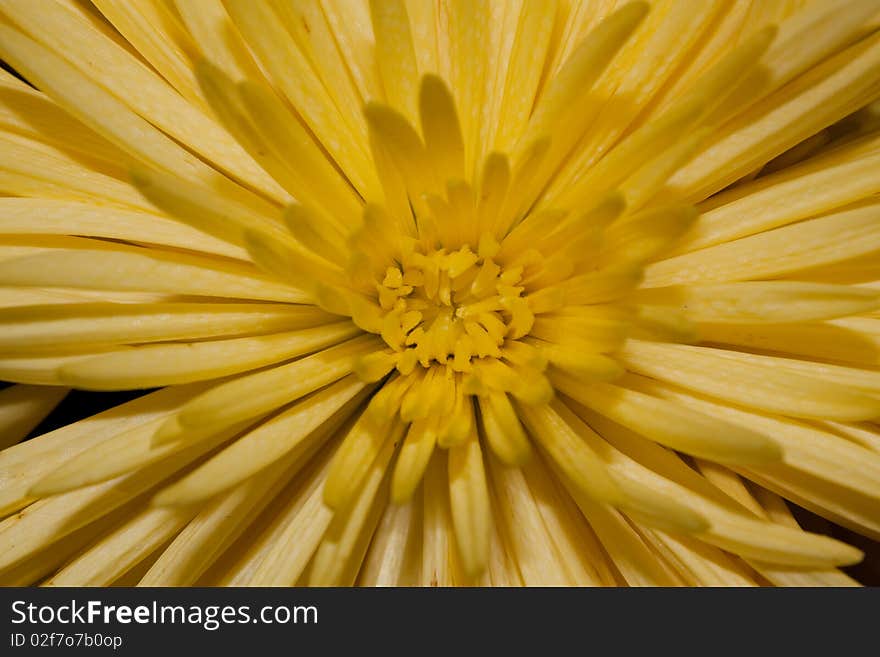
xmin=242 ymin=457 xmax=335 ymax=586
xmin=676 ymin=133 xmax=880 ymax=254
xmin=561 ymin=484 xmax=683 ymax=587
xmin=444 ymin=0 xmax=493 ymax=177
xmin=370 ymin=0 xmax=419 ymax=124
xmin=619 ymin=340 xmax=880 ymax=421
xmin=89 ymin=0 xmax=206 ymax=105
xmin=155 ymin=375 xmax=368 ymax=506
xmin=309 ymin=431 xmax=395 ymax=586
xmin=2 ymin=0 xmax=287 ymax=201
xmin=223 ymin=0 xmax=378 ymax=198
xmin=0 ymin=507 xmax=131 ymax=585
xmin=210 ymin=444 xmax=337 ymax=586
xmin=0 ymin=385 xmax=208 ymax=520
xmin=358 ymin=499 xmax=420 ymax=587
xmin=818 ymin=421 xmax=880 ymax=453
xmin=58 ymin=322 xmax=359 ymax=390
xmin=0 ymin=132 xmax=149 ymax=209
xmin=517 ymin=399 xmax=622 ymax=505
xmin=634 ymin=281 xmax=880 ymax=323
xmin=745 ymin=468 xmax=880 ymax=542
xmin=322 ymin=0 xmax=382 ymax=101
xmin=697 ymin=315 xmax=880 ymax=365
xmin=158 ymin=335 xmax=378 ymax=441
xmin=623 ymin=374 xmax=880 ymax=531
xmin=0 ymin=21 xmax=277 ymax=215
xmin=272 ymin=0 xmax=368 ymax=132
xmin=237 ymin=78 xmax=363 ymax=227
xmin=45 ymin=505 xmax=194 ymax=586
xmin=0 ymin=434 xmax=230 ymax=575
xmin=669 ymin=31 xmax=880 ymax=202
xmin=0 ymin=302 xmax=329 ymax=354
xmin=553 ymin=373 xmax=782 ymax=465
xmin=568 ymin=400 xmax=863 ymax=567
xmin=632 ymin=523 xmax=759 ymax=587
xmin=544 ymin=0 xmax=721 ymax=206
xmin=0 ymin=198 xmax=246 ymax=259
xmin=31 ymin=416 xmax=248 ymax=498
xmin=486 ymin=450 xmax=577 ymax=586
xmin=748 ymin=486 xmax=860 ymax=587
xmin=172 ymin=0 xmax=262 ymax=81
xmin=0 ymin=349 xmax=131 ymax=385
xmin=0 ymin=384 xmax=68 ymax=450
xmin=519 ymin=451 xmax=616 ymax=586
xmin=0 ymin=72 xmax=126 ymax=165
xmin=645 ymin=204 xmax=880 ymax=288
xmin=677 ymin=350 xmax=880 ymax=397
xmin=143 ymin=429 xmax=341 ymax=586
xmin=0 ymin=246 xmax=308 ymax=303
xmin=490 ymin=0 xmax=558 ymax=155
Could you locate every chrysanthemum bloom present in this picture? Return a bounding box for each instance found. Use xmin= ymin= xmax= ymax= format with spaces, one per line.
xmin=0 ymin=0 xmax=879 ymax=587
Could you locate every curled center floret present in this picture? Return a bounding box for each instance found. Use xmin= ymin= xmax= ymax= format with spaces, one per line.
xmin=375 ymin=241 xmax=534 ymax=374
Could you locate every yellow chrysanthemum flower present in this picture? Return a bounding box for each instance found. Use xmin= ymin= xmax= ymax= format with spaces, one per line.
xmin=0 ymin=0 xmax=879 ymax=587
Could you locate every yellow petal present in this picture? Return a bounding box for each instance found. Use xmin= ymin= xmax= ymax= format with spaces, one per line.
xmin=477 ymin=390 xmax=532 ymax=466
xmin=164 ymin=335 xmax=379 ymax=437
xmin=0 ymin=302 xmax=319 ymax=354
xmin=45 ymin=506 xmax=194 ymax=586
xmin=324 ymin=414 xmax=405 ymax=511
xmin=516 ymin=399 xmax=622 ymax=505
xmin=30 ymin=414 xmax=245 ymax=498
xmin=0 ymin=246 xmax=308 ymax=303
xmin=310 ymin=431 xmax=396 ymax=586
xmin=554 ymin=374 xmax=782 ymax=466
xmin=646 ymin=203 xmax=880 ymax=287
xmin=0 ymin=384 xmax=68 ymax=450
xmin=155 ymin=376 xmax=367 ymax=506
xmin=370 ymin=0 xmax=419 ymax=123
xmin=620 ymin=340 xmax=880 ymax=421
xmin=0 ymin=197 xmax=245 ymax=259
xmin=695 ymin=317 xmax=880 ymax=366
xmin=391 ymin=419 xmax=439 ymax=504
xmin=239 ymin=452 xmax=336 ymax=586
xmin=0 ymin=21 xmax=274 ymax=215
xmin=58 ymin=322 xmax=359 ymax=390
xmin=0 ymin=0 xmax=284 ymax=201
xmin=676 ymin=133 xmax=880 ymax=254
xmin=447 ymin=433 xmax=491 ymax=578
xmin=635 ymin=281 xmax=880 ymax=323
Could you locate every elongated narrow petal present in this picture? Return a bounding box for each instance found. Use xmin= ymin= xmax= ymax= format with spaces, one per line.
xmin=162 ymin=335 xmax=379 ymax=438
xmin=620 ymin=340 xmax=880 ymax=421
xmin=0 ymin=303 xmax=324 ymax=353
xmin=635 ymin=282 xmax=880 ymax=323
xmin=554 ymin=374 xmax=782 ymax=465
xmin=154 ymin=376 xmax=368 ymax=506
xmin=0 ymin=384 xmax=68 ymax=449
xmin=448 ymin=434 xmax=491 ymax=577
xmin=58 ymin=322 xmax=360 ymax=390
xmin=0 ymin=247 xmax=308 ymax=302
xmin=517 ymin=399 xmax=622 ymax=506
xmin=645 ymin=204 xmax=880 ymax=287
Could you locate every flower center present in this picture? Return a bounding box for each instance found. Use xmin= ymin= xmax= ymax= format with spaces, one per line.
xmin=374 ymin=239 xmax=534 ymax=374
